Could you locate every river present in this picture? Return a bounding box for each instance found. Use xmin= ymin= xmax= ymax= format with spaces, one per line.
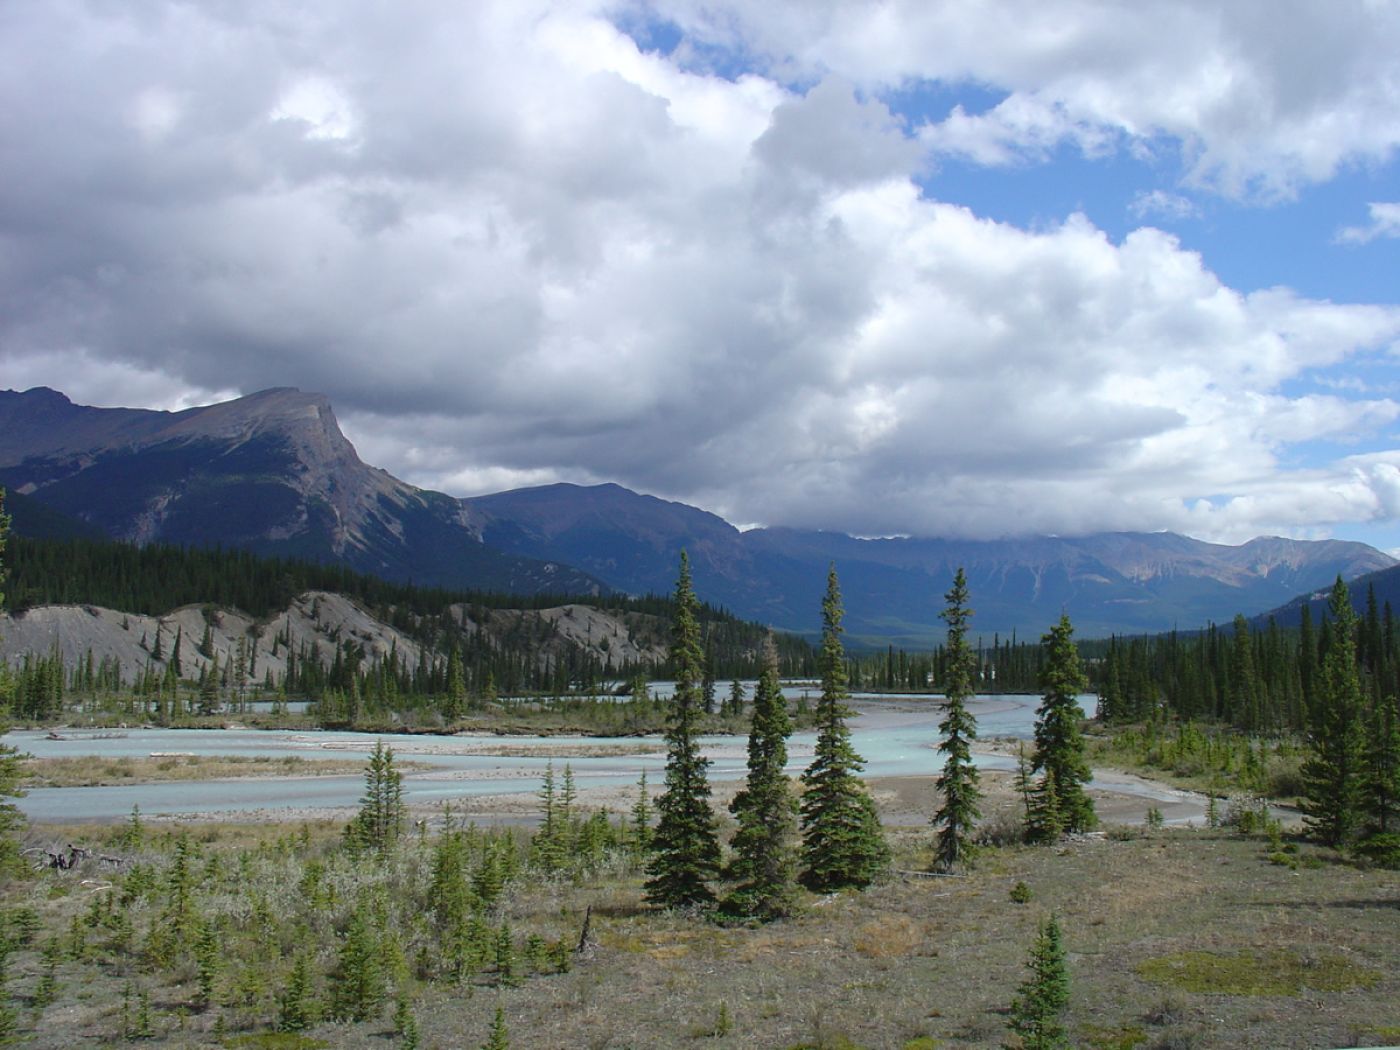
xmin=5 ymin=690 xmax=1202 ymax=824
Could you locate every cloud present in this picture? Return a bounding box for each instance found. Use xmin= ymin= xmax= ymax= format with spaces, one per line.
xmin=2 ymin=0 xmax=1400 ymax=549
xmin=1336 ymin=202 xmax=1400 ymax=245
xmin=1129 ymin=190 xmax=1201 ymax=222
xmin=645 ymin=0 xmax=1400 ymax=200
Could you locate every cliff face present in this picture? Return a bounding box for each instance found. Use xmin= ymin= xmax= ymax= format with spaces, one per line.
xmin=0 ymin=387 xmax=603 ymax=597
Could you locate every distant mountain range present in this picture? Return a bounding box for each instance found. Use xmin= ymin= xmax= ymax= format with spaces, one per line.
xmin=3 ymin=386 xmax=1393 ymax=643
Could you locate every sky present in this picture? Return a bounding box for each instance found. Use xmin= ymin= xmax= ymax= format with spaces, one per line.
xmin=4 ymin=1 xmax=1400 ymax=549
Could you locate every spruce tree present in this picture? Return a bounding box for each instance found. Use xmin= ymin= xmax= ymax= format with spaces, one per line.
xmin=644 ymin=552 xmax=720 ymax=908
xmin=800 ymin=567 xmax=889 ymax=891
xmin=932 ymin=568 xmax=981 ymax=871
xmin=278 ymin=952 xmax=316 ymax=1031
xmin=629 ymin=771 xmax=652 ymax=856
xmin=345 ymin=741 xmax=405 ymax=854
xmin=0 ymin=493 xmax=26 ymax=877
xmin=1007 ymin=914 xmax=1071 ymax=1050
xmin=724 ymin=635 xmax=799 ymax=920
xmin=1359 ymin=691 xmax=1400 ymax=867
xmin=1302 ymin=577 xmax=1367 ymax=848
xmin=1032 ymin=615 xmax=1096 ymax=835
xmin=482 ymin=1005 xmax=510 ymax=1050
xmin=331 ymin=906 xmax=385 ymax=1022
xmin=1364 ymin=692 xmax=1400 ymax=836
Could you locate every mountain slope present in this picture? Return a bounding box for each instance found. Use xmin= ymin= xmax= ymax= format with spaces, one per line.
xmin=0 ymin=387 xmax=602 ymax=596
xmin=464 ymin=484 xmax=1394 ymax=642
xmin=5 ymin=387 xmax=1391 ymax=642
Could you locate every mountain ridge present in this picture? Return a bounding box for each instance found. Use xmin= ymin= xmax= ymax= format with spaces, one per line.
xmin=3 ymin=386 xmax=1392 ymax=641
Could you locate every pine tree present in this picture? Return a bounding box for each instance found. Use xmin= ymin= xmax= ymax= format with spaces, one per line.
xmin=932 ymin=568 xmax=981 ymax=871
xmin=644 ymin=552 xmax=720 ymax=909
xmin=277 ymin=952 xmax=316 ymax=1031
xmin=345 ymin=741 xmax=405 ymax=854
xmin=1032 ymin=615 xmax=1096 ymax=834
xmin=1027 ymin=767 xmax=1066 ymax=844
xmin=629 ymin=771 xmax=653 ymax=856
xmin=331 ymin=906 xmax=385 ymax=1022
xmin=533 ymin=761 xmax=565 ymax=873
xmin=1007 ymin=915 xmax=1071 ymax=1050
xmin=800 ymin=567 xmax=889 ymax=891
xmin=724 ymin=635 xmax=799 ymax=920
xmin=481 ymin=1005 xmax=510 ymax=1050
xmin=0 ymin=494 xmax=26 ymax=877
xmin=1359 ymin=691 xmax=1400 ymax=867
xmin=727 ymin=678 xmax=747 ymax=717
xmin=1364 ymin=693 xmax=1400 ymax=835
xmin=1301 ymin=577 xmax=1367 ymax=848
xmin=194 ymin=917 xmax=220 ymax=1009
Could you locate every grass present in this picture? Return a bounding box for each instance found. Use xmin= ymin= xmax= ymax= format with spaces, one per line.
xmin=4 ymin=817 xmax=1397 ymax=1048
xmin=1136 ymin=948 xmax=1381 ymax=996
xmin=19 ymin=754 xmax=425 ymax=787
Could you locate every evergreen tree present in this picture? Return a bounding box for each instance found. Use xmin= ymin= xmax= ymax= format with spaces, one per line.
xmin=533 ymin=761 xmax=565 ymax=873
xmin=331 ymin=906 xmax=385 ymax=1022
xmin=1007 ymin=915 xmax=1071 ymax=1050
xmin=0 ymin=493 xmax=26 ymax=877
xmin=1032 ymin=615 xmax=1096 ymax=834
xmin=275 ymin=952 xmax=317 ymax=1036
xmin=644 ymin=552 xmax=720 ymax=908
xmin=1302 ymin=577 xmax=1367 ymax=848
xmin=345 ymin=741 xmax=405 ymax=854
xmin=932 ymin=568 xmax=981 ymax=871
xmin=481 ymin=1005 xmax=510 ymax=1050
xmin=1026 ymin=767 xmax=1066 ymax=844
xmin=724 ymin=635 xmax=799 ymax=920
xmin=727 ymin=678 xmax=747 ymax=717
xmin=1364 ymin=692 xmax=1400 ymax=836
xmin=629 ymin=771 xmax=653 ymax=856
xmin=194 ymin=917 xmax=220 ymax=1009
xmin=799 ymin=567 xmax=889 ymax=891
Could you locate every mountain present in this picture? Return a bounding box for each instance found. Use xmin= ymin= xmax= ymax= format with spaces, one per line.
xmin=1255 ymin=558 xmax=1400 ymax=629
xmin=463 ymin=483 xmax=1395 ymax=643
xmin=0 ymin=387 xmax=603 ymax=596
xmin=5 ymin=386 xmax=1392 ymax=643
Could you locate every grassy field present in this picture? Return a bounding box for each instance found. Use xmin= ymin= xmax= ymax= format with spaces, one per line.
xmin=18 ymin=754 xmax=429 ymax=788
xmin=4 ymin=802 xmax=1397 ymax=1049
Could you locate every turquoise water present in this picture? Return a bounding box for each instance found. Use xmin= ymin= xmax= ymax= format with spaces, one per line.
xmin=6 ymin=692 xmax=1099 ymax=821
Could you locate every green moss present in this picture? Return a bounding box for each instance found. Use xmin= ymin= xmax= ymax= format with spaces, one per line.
xmin=1080 ymin=1023 xmax=1148 ymax=1049
xmin=1135 ymin=949 xmax=1380 ymax=996
xmin=222 ymin=1035 xmax=331 ymax=1050
xmin=901 ymin=1038 xmax=942 ymax=1049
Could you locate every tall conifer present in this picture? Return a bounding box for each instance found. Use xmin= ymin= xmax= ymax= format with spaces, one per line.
xmin=933 ymin=568 xmax=981 ymax=871
xmin=724 ymin=635 xmax=799 ymax=920
xmin=799 ymin=567 xmax=889 ymax=891
xmin=1302 ymin=577 xmax=1367 ymax=848
xmin=1032 ymin=615 xmax=1095 ymax=835
xmin=644 ymin=552 xmax=719 ymax=908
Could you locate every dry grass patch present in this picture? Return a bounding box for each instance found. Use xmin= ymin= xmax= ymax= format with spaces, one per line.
xmin=852 ymin=914 xmax=926 ymax=958
xmin=1136 ymin=948 xmax=1381 ymax=996
xmin=20 ymin=753 xmax=424 ymax=787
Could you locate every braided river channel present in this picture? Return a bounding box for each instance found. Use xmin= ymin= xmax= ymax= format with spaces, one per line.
xmin=5 ymin=689 xmax=1205 ymax=824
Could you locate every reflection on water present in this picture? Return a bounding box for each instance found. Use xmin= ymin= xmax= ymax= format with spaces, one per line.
xmin=8 ymin=692 xmax=1098 ymax=822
